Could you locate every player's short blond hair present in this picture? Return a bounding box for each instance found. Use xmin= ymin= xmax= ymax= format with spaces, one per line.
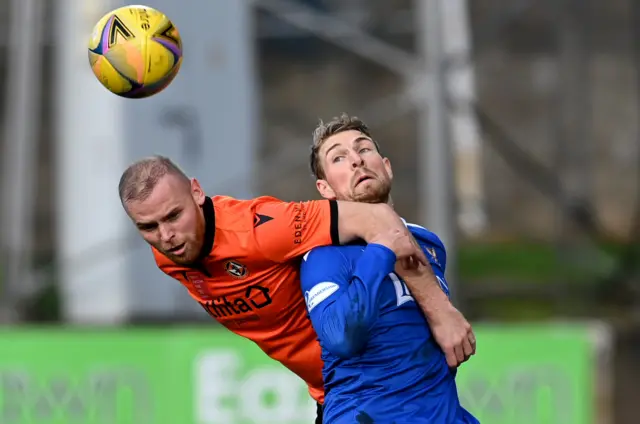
xmin=309 ymin=113 xmax=380 ymax=180
xmin=118 ymin=155 xmax=189 ymax=205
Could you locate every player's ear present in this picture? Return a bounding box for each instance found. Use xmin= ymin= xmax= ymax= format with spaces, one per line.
xmin=190 ymin=178 xmax=206 ymax=206
xmin=383 ymin=157 xmax=393 ymax=179
xmin=316 ymin=179 xmax=336 ymax=200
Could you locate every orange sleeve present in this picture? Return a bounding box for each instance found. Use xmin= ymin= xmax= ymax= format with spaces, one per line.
xmin=254 ymin=198 xmax=339 ymax=262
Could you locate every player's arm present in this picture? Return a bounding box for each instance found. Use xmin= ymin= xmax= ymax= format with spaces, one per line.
xmin=300 ymin=244 xmax=397 ymax=359
xmin=399 ymin=226 xmax=451 ymax=302
xmin=395 ymin=227 xmax=475 ymax=368
xmin=335 ymin=201 xmax=407 ymax=244
xmin=394 ymin=225 xmax=453 ymax=314
xmin=255 ymin=199 xmax=427 ymax=264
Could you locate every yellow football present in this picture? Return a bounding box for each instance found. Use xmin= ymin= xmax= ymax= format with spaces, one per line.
xmin=88 ymin=5 xmax=182 ymax=98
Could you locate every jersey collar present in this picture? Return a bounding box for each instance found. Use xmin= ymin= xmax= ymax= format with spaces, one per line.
xmin=195 ymin=196 xmax=215 ymax=262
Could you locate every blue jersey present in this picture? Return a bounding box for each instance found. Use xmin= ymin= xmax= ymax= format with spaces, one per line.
xmin=300 ymin=224 xmax=478 ymax=424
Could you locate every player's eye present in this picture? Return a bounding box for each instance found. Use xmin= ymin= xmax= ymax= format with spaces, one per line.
xmin=332 ymin=155 xmax=345 ymax=163
xmin=359 ymin=147 xmax=372 ymax=154
xmin=166 ymin=211 xmax=181 ymax=221
xmin=138 ymin=223 xmax=157 ymax=232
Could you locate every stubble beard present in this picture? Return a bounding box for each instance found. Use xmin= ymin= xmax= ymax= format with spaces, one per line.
xmin=349 ymin=180 xmax=391 ymax=204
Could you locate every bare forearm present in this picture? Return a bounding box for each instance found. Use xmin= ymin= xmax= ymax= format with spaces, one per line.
xmin=398 ymin=265 xmax=452 ymax=319
xmin=335 ymin=201 xmax=403 ymax=244
xmin=399 ymin=263 xmax=475 ymax=368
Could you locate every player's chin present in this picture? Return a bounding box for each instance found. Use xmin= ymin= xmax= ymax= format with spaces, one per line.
xmin=353 ymin=185 xmax=388 ymax=204
xmin=164 ymin=248 xmax=196 ymax=265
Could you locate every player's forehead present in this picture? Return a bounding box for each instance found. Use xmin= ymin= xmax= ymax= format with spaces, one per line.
xmin=320 ymin=130 xmax=374 ymax=156
xmin=127 ymin=175 xmax=188 ymax=221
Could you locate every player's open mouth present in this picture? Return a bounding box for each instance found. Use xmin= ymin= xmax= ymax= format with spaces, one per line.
xmin=355 ymin=175 xmax=374 ymax=186
xmin=167 ymin=243 xmax=185 ymax=255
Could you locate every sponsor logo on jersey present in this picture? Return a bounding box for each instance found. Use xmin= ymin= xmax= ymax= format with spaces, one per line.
xmin=305 ymin=282 xmax=340 ymax=312
xmin=225 ymin=260 xmax=248 ymax=278
xmin=426 ymin=247 xmax=439 ymax=265
xmin=199 ymin=284 xmax=272 ymax=320
xmin=293 ymin=203 xmax=304 ymax=244
xmin=253 ymin=213 xmax=273 ymax=228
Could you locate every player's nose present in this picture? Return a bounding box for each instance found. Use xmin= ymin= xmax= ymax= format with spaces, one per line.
xmin=350 ymin=152 xmax=364 ymax=168
xmin=158 ymin=224 xmax=174 ymax=243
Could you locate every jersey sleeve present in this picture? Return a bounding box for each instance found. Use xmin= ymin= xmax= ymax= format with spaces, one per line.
xmin=254 ymin=199 xmax=339 ymax=262
xmin=300 ymin=244 xmax=397 ymax=359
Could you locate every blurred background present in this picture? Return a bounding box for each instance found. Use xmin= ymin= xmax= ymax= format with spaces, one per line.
xmin=0 ymin=0 xmax=638 ymax=422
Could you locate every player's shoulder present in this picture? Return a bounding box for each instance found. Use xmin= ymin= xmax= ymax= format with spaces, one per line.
xmin=300 ymin=246 xmax=351 ymax=292
xmin=403 ymin=219 xmax=445 ymax=250
xmin=303 ymin=245 xmax=339 ymax=262
xmin=250 ymin=195 xmax=287 ymax=205
xmin=301 ymin=245 xmax=350 ymax=268
xmin=211 ymin=195 xmax=281 ymax=212
xmin=213 ymin=195 xmax=296 ymax=216
xmin=211 ymin=195 xmax=285 ymax=231
xmin=403 ymin=219 xmax=447 ymax=269
xmin=300 ymin=245 xmax=361 ymax=277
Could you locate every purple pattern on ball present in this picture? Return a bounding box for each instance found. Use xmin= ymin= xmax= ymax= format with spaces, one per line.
xmin=126 ymin=85 xmax=146 ymax=97
xmin=101 ymin=15 xmax=115 ymax=53
xmin=152 ymin=37 xmax=182 ymax=58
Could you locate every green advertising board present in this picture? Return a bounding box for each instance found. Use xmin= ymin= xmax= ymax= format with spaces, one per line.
xmin=0 ymin=324 xmax=602 ymax=424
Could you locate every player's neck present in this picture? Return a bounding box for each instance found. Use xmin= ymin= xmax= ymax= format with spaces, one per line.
xmin=386 ymin=195 xmax=394 ymax=209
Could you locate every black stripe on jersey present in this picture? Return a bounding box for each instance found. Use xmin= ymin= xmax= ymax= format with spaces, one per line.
xmin=329 ymin=200 xmax=339 ymax=246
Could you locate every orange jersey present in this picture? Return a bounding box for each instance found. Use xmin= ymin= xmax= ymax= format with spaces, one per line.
xmin=153 ymin=195 xmax=339 ymax=403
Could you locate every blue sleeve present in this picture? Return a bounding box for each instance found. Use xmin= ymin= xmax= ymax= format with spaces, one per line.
xmin=300 ymin=244 xmax=397 ymax=359
xmin=407 ymin=224 xmax=451 ymax=296
xmin=406 ymin=224 xmax=447 ymax=272
xmin=421 ymin=238 xmax=450 ymax=297
xmin=427 ymin=235 xmax=447 ymax=273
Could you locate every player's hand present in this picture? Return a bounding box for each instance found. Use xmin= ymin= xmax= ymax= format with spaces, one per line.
xmin=427 ymin=303 xmax=476 ymax=368
xmin=370 ymin=229 xmax=429 ymax=266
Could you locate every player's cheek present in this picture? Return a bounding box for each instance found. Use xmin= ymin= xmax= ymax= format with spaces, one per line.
xmin=142 ymin=233 xmax=159 ymax=248
xmin=178 ymin=217 xmax=195 ymax=242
